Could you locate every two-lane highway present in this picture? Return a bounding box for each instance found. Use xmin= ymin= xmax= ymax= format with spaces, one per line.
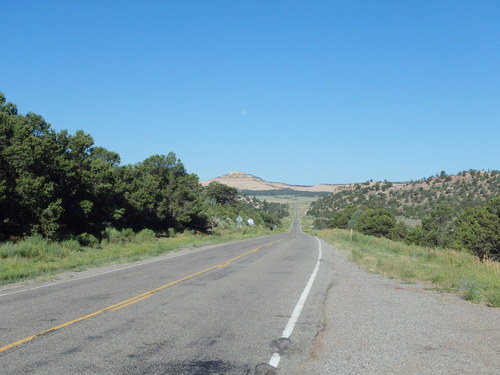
xmin=0 ymin=218 xmax=330 ymax=374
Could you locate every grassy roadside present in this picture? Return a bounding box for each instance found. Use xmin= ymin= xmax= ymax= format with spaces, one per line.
xmin=304 ymin=222 xmax=500 ymax=307
xmin=0 ymin=222 xmax=290 ymax=286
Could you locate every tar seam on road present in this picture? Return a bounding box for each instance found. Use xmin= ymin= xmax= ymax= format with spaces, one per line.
xmin=0 ymin=240 xmax=278 ymax=354
xmin=268 ymin=237 xmax=323 ymax=369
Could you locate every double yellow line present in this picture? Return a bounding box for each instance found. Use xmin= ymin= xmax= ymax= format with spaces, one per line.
xmin=0 ymin=241 xmax=276 ymax=353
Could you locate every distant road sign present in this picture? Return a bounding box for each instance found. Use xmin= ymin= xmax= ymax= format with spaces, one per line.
xmin=236 ymin=216 xmax=243 ymax=223
xmin=247 ymin=218 xmax=254 ymax=226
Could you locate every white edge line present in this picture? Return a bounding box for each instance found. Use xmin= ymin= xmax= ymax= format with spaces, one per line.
xmin=269 ymin=352 xmax=281 ymax=368
xmin=0 ymin=234 xmax=285 ymax=298
xmin=269 ymin=237 xmax=322 ymax=369
xmin=0 ymin=247 xmax=207 ymax=298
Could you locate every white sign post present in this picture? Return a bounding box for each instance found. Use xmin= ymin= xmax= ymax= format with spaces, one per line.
xmin=247 ymin=218 xmax=254 ymax=226
xmin=236 ymin=216 xmax=243 ymax=228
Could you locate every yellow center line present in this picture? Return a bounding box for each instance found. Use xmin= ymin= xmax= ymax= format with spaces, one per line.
xmin=0 ymin=240 xmax=277 ymax=353
xmin=109 ymin=293 xmax=153 ymax=312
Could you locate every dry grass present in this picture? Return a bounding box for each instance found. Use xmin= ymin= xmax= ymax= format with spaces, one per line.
xmin=0 ymin=224 xmax=289 ymax=285
xmin=307 ymin=227 xmax=500 ymax=307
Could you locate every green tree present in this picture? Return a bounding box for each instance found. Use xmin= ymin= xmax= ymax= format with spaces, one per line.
xmin=122 ymin=153 xmax=207 ymax=232
xmin=39 ymin=199 xmax=63 ymax=239
xmin=347 ymin=209 xmax=364 ymax=229
xmin=205 ymin=182 xmax=238 ymax=205
xmin=487 ymin=196 xmax=500 ymax=217
xmin=0 ymin=92 xmax=286 ymax=241
xmin=421 ymin=204 xmax=456 ymax=248
xmin=405 ymin=225 xmax=428 ymax=246
xmin=455 ymin=206 xmax=500 ymax=260
xmin=331 ymin=206 xmax=363 ymax=229
xmin=389 ymin=221 xmax=409 ymax=241
xmin=356 ymin=209 xmax=396 ymax=237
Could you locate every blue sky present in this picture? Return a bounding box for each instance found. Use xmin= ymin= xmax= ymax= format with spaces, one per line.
xmin=2 ymin=1 xmax=499 ymax=185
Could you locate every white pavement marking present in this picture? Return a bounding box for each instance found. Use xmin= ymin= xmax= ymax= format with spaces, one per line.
xmin=268 ymin=236 xmax=323 ymax=369
xmin=269 ymin=352 xmax=281 ymax=368
xmin=0 ymin=248 xmax=203 ymax=298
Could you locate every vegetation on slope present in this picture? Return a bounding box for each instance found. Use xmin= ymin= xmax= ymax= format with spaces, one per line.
xmin=310 ymin=198 xmax=500 ymax=261
xmin=309 ymin=170 xmax=500 ymax=219
xmin=308 ymin=169 xmax=500 ymax=261
xmin=0 ymin=93 xmax=291 ymax=283
xmin=0 ymin=93 xmax=288 ymax=243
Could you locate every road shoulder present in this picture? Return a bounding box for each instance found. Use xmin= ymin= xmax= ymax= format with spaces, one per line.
xmin=297 ymin=241 xmax=500 ymax=375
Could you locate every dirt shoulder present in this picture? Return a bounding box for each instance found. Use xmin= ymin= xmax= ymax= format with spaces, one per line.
xmin=297 ymin=240 xmax=500 ymax=375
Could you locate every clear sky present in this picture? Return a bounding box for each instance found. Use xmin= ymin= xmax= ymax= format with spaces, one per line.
xmin=2 ymin=0 xmax=499 ymax=185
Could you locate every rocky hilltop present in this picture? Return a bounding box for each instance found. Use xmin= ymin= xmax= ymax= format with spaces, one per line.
xmin=200 ymin=171 xmax=345 ymax=193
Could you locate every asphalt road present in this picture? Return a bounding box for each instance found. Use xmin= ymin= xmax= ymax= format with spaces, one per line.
xmin=0 ymin=218 xmax=330 ymax=374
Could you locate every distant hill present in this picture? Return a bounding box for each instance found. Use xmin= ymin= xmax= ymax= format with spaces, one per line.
xmin=200 ymin=171 xmax=346 ymax=193
xmin=308 ymin=170 xmax=500 ymax=219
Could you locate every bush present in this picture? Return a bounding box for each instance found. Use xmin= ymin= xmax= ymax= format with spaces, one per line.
xmin=455 ymin=207 xmax=500 ymax=260
xmin=76 ymin=233 xmax=100 ymax=247
xmin=405 ymin=226 xmax=429 ymax=246
xmin=135 ymin=229 xmax=156 ymax=242
xmin=389 ymin=221 xmax=408 ymax=241
xmin=356 ymin=209 xmax=396 ymax=237
xmin=336 ymin=207 xmax=364 ymax=229
xmin=121 ymin=228 xmax=135 ymax=241
xmin=102 ymin=227 xmax=135 ymax=244
xmin=420 ymin=204 xmax=455 ymax=248
xmin=313 ymin=218 xmax=330 ymax=230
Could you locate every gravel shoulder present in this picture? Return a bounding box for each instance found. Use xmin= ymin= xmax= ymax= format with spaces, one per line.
xmin=297 ymin=240 xmax=500 ymax=375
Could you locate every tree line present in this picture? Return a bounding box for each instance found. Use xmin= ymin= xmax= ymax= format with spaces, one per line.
xmin=0 ymin=93 xmax=288 ymax=243
xmin=312 ymin=198 xmax=500 ymax=261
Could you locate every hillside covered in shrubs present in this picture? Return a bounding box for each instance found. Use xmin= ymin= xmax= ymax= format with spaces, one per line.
xmin=0 ymin=93 xmax=288 ymax=245
xmin=308 ymin=170 xmax=500 ymax=260
xmin=309 ymin=170 xmax=500 ymax=219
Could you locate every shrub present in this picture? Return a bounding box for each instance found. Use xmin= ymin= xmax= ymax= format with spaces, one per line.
xmin=39 ymin=199 xmax=63 ymax=240
xmin=167 ymin=228 xmax=176 ymax=237
xmin=405 ymin=226 xmax=428 ymax=246
xmin=389 ymin=221 xmax=408 ymax=241
xmin=102 ymin=227 xmax=134 ymax=244
xmin=356 ymin=209 xmax=396 ymax=237
xmin=455 ymin=207 xmax=500 ymax=260
xmin=135 ymin=229 xmax=156 ymax=242
xmin=76 ymin=233 xmax=100 ymax=247
xmin=313 ymin=218 xmax=330 ymax=230
xmin=121 ymin=228 xmax=135 ymax=241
